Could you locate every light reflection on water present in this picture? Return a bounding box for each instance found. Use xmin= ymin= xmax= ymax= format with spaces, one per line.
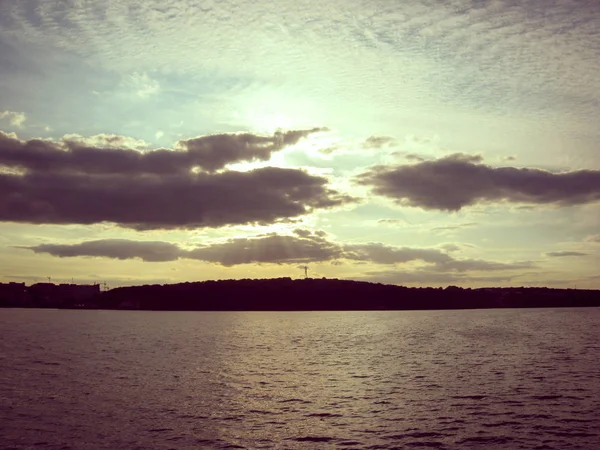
xmin=1 ymin=308 xmax=599 ymax=449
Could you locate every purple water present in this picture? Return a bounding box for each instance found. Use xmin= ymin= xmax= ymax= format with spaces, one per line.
xmin=1 ymin=307 xmax=599 ymax=449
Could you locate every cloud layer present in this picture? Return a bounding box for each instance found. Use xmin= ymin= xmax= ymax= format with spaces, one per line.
xmin=24 ymin=230 xmax=533 ymax=274
xmin=27 ymin=239 xmax=182 ymax=262
xmin=3 ymin=0 xmax=600 ymax=116
xmin=0 ymin=130 xmax=350 ymax=229
xmin=0 ymin=128 xmax=323 ymax=175
xmin=358 ymin=154 xmax=600 ymax=211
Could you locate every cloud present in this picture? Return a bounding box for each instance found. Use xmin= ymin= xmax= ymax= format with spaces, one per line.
xmin=0 ymin=111 xmax=26 ymax=128
xmin=121 ymin=72 xmax=160 ymax=99
xmin=357 ymin=153 xmax=600 ymax=211
xmin=435 ymin=259 xmax=534 ymax=272
xmin=396 ymin=153 xmax=427 ymax=162
xmin=0 ymin=129 xmax=351 ymax=229
xmin=25 ymin=239 xmax=182 ymax=262
xmin=343 ymin=242 xmax=531 ymax=272
xmin=187 ymin=231 xmax=342 ymax=266
xmin=0 ymin=166 xmax=350 ymax=229
xmin=176 ymin=127 xmax=327 ymax=172
xmin=545 ymin=251 xmax=588 ymax=257
xmin=431 ymin=222 xmax=478 ymax=233
xmin=7 ymin=0 xmax=598 ymax=107
xmin=62 ymin=133 xmax=148 ymax=149
xmin=439 ymin=243 xmax=463 ymax=253
xmin=24 ymin=232 xmax=535 ymax=274
xmin=585 ymin=235 xmax=600 ymax=243
xmin=24 ymin=232 xmax=343 ymax=265
xmin=378 ymin=218 xmax=410 ymax=226
xmin=0 ymin=128 xmax=324 ymax=175
xmin=344 ymin=243 xmax=451 ymax=266
xmin=361 ymin=136 xmax=396 ymax=149
xmin=317 ymin=145 xmax=341 ymax=155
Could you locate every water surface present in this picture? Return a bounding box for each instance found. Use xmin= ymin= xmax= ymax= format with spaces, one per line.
xmin=1 ymin=308 xmax=599 ymax=449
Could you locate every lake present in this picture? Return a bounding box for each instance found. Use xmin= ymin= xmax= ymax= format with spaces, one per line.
xmin=1 ymin=308 xmax=599 ymax=449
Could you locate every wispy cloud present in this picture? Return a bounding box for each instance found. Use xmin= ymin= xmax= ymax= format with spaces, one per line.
xmin=545 ymin=251 xmax=588 ymax=258
xmin=431 ymin=222 xmax=478 ymax=233
xmin=121 ymin=72 xmax=160 ymax=99
xmin=358 ymin=270 xmax=516 ymax=287
xmin=3 ymin=0 xmax=599 ymax=127
xmin=377 ymin=218 xmax=411 ymax=227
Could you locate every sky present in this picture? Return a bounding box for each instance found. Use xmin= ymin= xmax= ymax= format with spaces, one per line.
xmin=0 ymin=0 xmax=599 ymax=289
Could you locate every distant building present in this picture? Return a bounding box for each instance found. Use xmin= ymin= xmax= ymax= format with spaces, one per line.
xmin=28 ymin=283 xmax=101 ymax=306
xmin=0 ymin=282 xmax=26 ymax=305
xmin=57 ymin=284 xmax=101 ymax=302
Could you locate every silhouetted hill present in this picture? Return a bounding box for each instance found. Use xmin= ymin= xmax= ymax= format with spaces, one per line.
xmin=3 ymin=278 xmax=599 ymax=310
xmin=92 ymin=278 xmax=600 ymax=311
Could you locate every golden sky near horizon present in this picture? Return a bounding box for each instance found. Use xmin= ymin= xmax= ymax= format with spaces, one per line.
xmin=0 ymin=0 xmax=599 ymax=288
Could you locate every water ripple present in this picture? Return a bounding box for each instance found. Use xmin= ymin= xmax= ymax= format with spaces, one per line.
xmin=1 ymin=308 xmax=599 ymax=449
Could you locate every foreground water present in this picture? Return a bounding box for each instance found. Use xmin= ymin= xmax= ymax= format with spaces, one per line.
xmin=1 ymin=308 xmax=599 ymax=449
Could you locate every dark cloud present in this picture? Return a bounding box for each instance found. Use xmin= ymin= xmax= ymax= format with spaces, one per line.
xmin=401 ymin=153 xmax=427 ymax=162
xmin=545 ymin=251 xmax=588 ymax=257
xmin=0 ymin=166 xmax=351 ymax=229
xmin=0 ymin=130 xmax=350 ymax=229
xmin=0 ymin=132 xmax=187 ymax=175
xmin=177 ymin=127 xmax=327 ymax=172
xmin=63 ymin=134 xmax=148 ymax=149
xmin=357 ymin=153 xmax=600 ymax=210
xmin=25 ymin=239 xmax=182 ymax=262
xmin=439 ymin=243 xmax=462 ymax=252
xmin=0 ymin=128 xmax=324 ymax=175
xmin=24 ymin=232 xmax=534 ymax=273
xmin=187 ymin=231 xmax=343 ymax=266
xmin=25 ymin=232 xmax=344 ymax=266
xmin=293 ymin=228 xmax=326 ymax=238
xmin=443 ymin=153 xmax=484 ymax=164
